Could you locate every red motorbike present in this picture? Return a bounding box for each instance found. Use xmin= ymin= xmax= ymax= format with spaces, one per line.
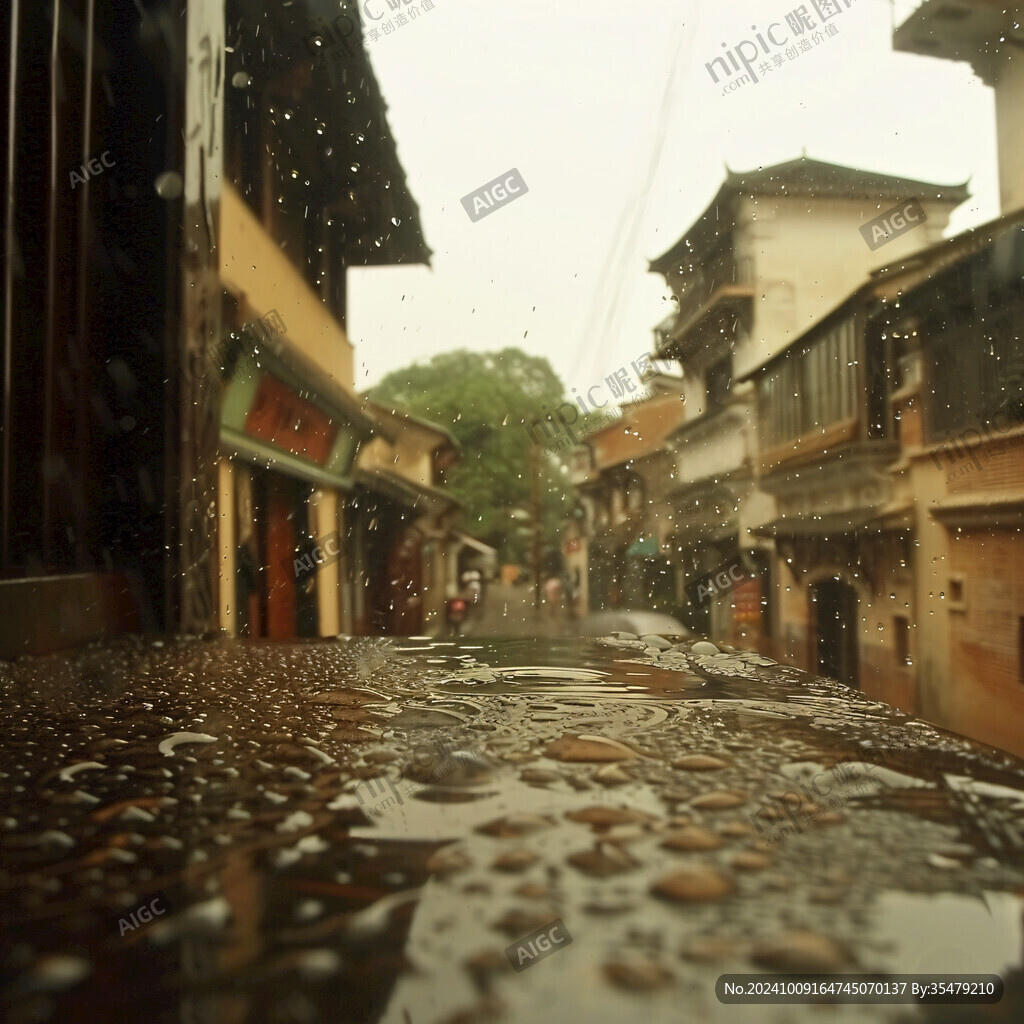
xmin=445 ymin=597 xmax=468 ymax=637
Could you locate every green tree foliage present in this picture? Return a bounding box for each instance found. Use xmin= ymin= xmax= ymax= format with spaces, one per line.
xmin=368 ymin=348 xmax=574 ymax=561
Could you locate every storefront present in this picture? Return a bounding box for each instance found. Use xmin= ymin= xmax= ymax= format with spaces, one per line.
xmin=217 ymin=328 xmax=374 ymax=639
xmin=351 ymin=468 xmax=461 ymax=636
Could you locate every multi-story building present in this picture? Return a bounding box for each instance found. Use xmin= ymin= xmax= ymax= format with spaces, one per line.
xmin=747 ymin=203 xmax=1024 ymax=755
xmin=894 ymin=0 xmax=1024 ymax=217
xmin=353 ymin=405 xmax=462 ymax=636
xmin=857 ymin=0 xmax=1024 ymax=756
xmin=1 ymin=0 xmax=186 ymax=655
xmin=650 ymin=157 xmax=966 ymax=646
xmin=0 ymin=0 xmax=454 ymax=654
xmin=885 ymin=211 xmax=1024 ymax=758
xmin=208 ymin=0 xmax=458 ymax=640
xmin=567 ymin=385 xmax=685 ymax=617
xmin=563 ymin=4 xmax=1024 ymax=760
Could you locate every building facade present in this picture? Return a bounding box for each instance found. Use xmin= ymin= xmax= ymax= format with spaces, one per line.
xmin=0 ymin=0 xmax=456 ymax=654
xmin=354 ymin=406 xmax=462 ymax=636
xmin=1 ymin=0 xmax=185 ymax=654
xmin=649 ymin=157 xmax=965 ymax=649
xmin=567 ymin=387 xmax=684 ymax=617
xmin=746 ymin=206 xmax=1024 ymax=756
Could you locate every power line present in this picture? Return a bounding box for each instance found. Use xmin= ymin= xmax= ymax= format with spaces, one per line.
xmin=575 ymin=12 xmax=694 ymax=387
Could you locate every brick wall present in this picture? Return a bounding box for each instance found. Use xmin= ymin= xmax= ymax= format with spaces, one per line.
xmin=946 ymin=528 xmax=1024 ymax=758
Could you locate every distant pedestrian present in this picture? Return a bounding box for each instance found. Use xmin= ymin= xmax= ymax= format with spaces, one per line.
xmin=565 ymin=569 xmax=580 ymax=620
xmin=544 ymin=575 xmax=563 ymax=612
xmin=461 ymin=569 xmax=483 ymax=605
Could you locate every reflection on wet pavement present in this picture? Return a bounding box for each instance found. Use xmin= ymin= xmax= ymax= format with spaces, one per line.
xmin=1 ymin=634 xmax=1023 ymax=1023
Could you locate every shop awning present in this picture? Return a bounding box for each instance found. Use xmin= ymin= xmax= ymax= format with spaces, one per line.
xmin=219 ymin=332 xmax=374 ymax=489
xmin=354 ymin=467 xmax=461 ymax=517
xmin=626 ymin=535 xmax=660 ymax=557
xmin=751 ymin=506 xmax=913 ymax=538
xmin=591 ymin=511 xmax=645 ymax=552
xmin=930 ymin=493 xmax=1024 ymax=530
xmin=453 ymin=532 xmax=497 ymax=557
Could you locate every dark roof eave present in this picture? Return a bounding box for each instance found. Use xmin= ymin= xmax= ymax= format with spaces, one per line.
xmin=649 ymin=157 xmax=970 ymax=274
xmin=354 ymin=466 xmax=462 ymax=514
xmin=360 ymin=398 xmax=461 ymax=452
xmin=229 ymin=0 xmax=430 ymax=268
xmin=750 ymin=508 xmax=912 ymax=538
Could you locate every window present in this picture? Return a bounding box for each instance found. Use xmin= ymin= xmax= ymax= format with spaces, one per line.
xmin=949 ymin=574 xmax=966 ymax=612
xmin=758 ymin=318 xmax=860 ymax=448
xmin=894 ymin=616 xmax=911 ymax=666
xmin=1020 ymin=618 xmax=1024 ymax=686
xmin=706 ymin=357 xmax=732 ymax=412
xmin=924 ymin=276 xmax=1024 ymax=440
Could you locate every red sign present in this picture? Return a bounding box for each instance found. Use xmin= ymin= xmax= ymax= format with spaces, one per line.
xmin=244 ymin=374 xmax=338 ymax=465
xmin=732 ymin=579 xmax=762 ymax=624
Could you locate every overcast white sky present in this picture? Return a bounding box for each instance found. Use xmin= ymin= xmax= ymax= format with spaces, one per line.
xmin=347 ymin=0 xmax=999 ymax=397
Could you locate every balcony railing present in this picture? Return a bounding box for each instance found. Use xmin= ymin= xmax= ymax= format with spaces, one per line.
xmin=674 ymin=254 xmax=754 ymax=336
xmin=674 ymin=404 xmax=751 ymax=488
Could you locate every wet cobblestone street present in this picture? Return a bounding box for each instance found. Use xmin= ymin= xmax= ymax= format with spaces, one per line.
xmin=2 ymin=634 xmax=1024 ymax=1023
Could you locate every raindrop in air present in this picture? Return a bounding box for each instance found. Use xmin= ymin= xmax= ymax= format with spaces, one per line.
xmin=154 ymin=171 xmax=183 ymax=200
xmin=231 ymin=71 xmax=251 ymax=89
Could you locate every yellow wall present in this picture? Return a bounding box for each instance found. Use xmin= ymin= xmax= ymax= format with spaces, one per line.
xmin=311 ymin=488 xmax=341 ymax=637
xmin=359 ymin=430 xmax=436 ymax=488
xmin=219 ymin=181 xmax=355 ymax=390
xmin=908 ymin=415 xmax=1024 ymax=758
xmin=217 ymin=458 xmax=236 ymax=633
xmin=995 ymin=53 xmax=1024 ymax=214
xmin=733 ymin=195 xmax=954 ymax=380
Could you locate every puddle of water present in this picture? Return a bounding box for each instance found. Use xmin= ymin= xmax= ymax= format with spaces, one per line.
xmin=6 ymin=635 xmax=1024 ymax=1024
xmin=869 ymin=890 xmax=1024 ymax=975
xmin=349 ymin=765 xmax=665 ymax=843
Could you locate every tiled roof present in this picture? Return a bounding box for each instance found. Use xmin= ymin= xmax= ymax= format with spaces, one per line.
xmin=585 ymin=395 xmax=685 ymax=470
xmin=649 ymin=157 xmax=969 ymax=273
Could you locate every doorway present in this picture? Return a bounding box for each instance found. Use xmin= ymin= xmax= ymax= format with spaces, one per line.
xmin=245 ymin=469 xmax=317 ymax=640
xmin=811 ymin=578 xmax=859 ymax=687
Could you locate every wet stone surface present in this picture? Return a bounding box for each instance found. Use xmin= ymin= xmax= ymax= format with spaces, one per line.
xmin=1 ymin=634 xmax=1024 ymax=1022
